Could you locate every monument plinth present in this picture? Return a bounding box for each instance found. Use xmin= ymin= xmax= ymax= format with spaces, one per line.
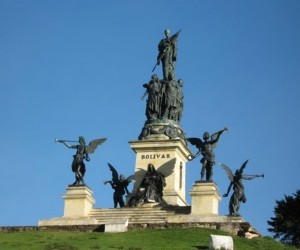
xmin=129 ymin=138 xmax=192 ymax=206
xmin=189 ymin=181 xmax=222 ymax=215
xmin=63 ymin=185 xmax=95 ymax=217
xmin=38 ymin=185 xmax=97 ymax=226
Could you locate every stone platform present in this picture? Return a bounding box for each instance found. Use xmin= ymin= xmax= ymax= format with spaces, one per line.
xmin=38 ymin=184 xmax=260 ymax=238
xmin=39 ymin=204 xmax=260 ymax=238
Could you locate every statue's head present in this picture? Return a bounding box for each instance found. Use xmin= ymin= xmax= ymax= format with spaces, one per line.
xmin=151 ymin=74 xmax=158 ymax=81
xmin=164 ymin=29 xmax=170 ymax=38
xmin=120 ymin=174 xmax=125 ymax=181
xmin=203 ymin=132 xmax=210 ymax=140
xmin=147 ymin=163 xmax=156 ymax=173
xmin=235 ymin=169 xmax=242 ymax=178
xmin=79 ymin=136 xmax=86 ymax=145
xmin=178 ymin=79 xmax=184 ymax=87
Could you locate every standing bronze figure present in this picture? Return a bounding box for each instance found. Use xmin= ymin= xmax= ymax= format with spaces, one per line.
xmin=220 ymin=160 xmax=264 ymax=216
xmin=154 ymin=29 xmax=181 ymax=81
xmin=142 ymin=74 xmax=162 ymax=120
xmin=104 ymin=163 xmax=134 ymax=208
xmin=186 ymin=128 xmax=228 ymax=181
xmin=56 ymin=136 xmax=106 ymax=185
xmin=162 ymin=79 xmax=183 ymax=121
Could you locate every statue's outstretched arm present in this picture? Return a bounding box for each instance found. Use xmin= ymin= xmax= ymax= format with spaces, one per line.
xmin=242 ymin=174 xmax=262 ymax=180
xmin=211 ymin=127 xmax=228 ymax=144
xmin=60 ymin=141 xmax=76 ymax=149
xmin=223 ymin=182 xmax=233 ymax=197
xmin=194 ymin=150 xmax=202 ymax=158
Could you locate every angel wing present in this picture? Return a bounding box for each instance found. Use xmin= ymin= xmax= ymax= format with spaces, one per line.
xmin=86 ymin=138 xmax=107 ymax=154
xmin=186 ymin=137 xmax=203 ymax=150
xmin=107 ymin=162 xmax=119 ymax=184
xmin=239 ymin=159 xmax=249 ymax=173
xmin=135 ymin=168 xmax=147 ymax=177
xmin=134 ymin=168 xmax=147 ymax=188
xmin=219 ymin=162 xmax=234 ymax=182
xmin=126 ymin=174 xmax=135 ymax=182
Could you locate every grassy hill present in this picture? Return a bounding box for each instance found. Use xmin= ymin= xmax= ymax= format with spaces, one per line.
xmin=0 ymin=228 xmax=296 ymax=250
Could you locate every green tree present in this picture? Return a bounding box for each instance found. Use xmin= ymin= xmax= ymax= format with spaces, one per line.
xmin=268 ymin=190 xmax=300 ymax=248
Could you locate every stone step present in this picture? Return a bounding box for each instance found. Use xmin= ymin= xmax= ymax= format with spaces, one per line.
xmin=90 ymin=209 xmax=174 ymax=216
xmin=89 ymin=205 xmax=191 ymax=225
xmin=90 ymin=206 xmax=190 ymax=214
xmin=95 ymin=218 xmax=167 ymax=225
xmin=90 ymin=212 xmax=172 ymax=221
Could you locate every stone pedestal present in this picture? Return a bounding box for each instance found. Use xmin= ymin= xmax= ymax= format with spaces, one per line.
xmin=189 ymin=182 xmax=221 ymax=215
xmin=129 ymin=138 xmax=192 ymax=206
xmin=63 ymin=185 xmax=95 ymax=217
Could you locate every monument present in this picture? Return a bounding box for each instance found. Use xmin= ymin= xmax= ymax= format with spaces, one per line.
xmin=39 ymin=29 xmax=262 ymax=238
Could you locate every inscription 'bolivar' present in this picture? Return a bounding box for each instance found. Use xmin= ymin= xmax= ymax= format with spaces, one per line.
xmin=141 ymin=154 xmax=170 ymax=160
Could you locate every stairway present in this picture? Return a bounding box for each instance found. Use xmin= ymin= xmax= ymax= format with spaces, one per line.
xmin=89 ymin=205 xmax=191 ymax=225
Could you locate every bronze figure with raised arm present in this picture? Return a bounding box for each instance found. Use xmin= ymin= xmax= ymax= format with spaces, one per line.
xmin=56 ymin=136 xmax=106 ymax=186
xmin=220 ymin=160 xmax=264 ymax=216
xmin=186 ymin=127 xmax=228 ymax=181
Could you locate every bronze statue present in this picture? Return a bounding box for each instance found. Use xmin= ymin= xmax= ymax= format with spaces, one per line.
xmin=142 ymin=74 xmax=162 ymax=120
xmin=104 ymin=163 xmax=134 ymax=208
xmin=128 ymin=164 xmax=166 ymax=207
xmin=141 ymin=77 xmax=184 ymax=123
xmin=175 ymin=79 xmax=184 ymax=121
xmin=138 ymin=30 xmax=184 ymax=140
xmin=56 ymin=136 xmax=106 ymax=185
xmin=220 ymin=160 xmax=264 ymax=216
xmin=162 ymin=79 xmax=183 ymax=121
xmin=153 ymin=29 xmax=181 ymax=81
xmin=186 ymin=128 xmax=228 ymax=181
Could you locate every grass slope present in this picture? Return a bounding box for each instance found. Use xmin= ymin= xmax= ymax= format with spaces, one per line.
xmin=0 ymin=228 xmax=296 ymax=250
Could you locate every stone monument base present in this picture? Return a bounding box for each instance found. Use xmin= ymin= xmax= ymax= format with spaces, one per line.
xmin=38 ymin=185 xmax=96 ymax=226
xmin=63 ymin=185 xmax=95 ymax=217
xmin=189 ymin=181 xmax=221 ymax=215
xmin=129 ymin=138 xmax=192 ymax=206
xmin=37 ymin=185 xmax=260 ymax=239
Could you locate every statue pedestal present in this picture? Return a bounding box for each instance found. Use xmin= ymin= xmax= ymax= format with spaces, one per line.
xmin=129 ymin=138 xmax=192 ymax=206
xmin=38 ymin=185 xmax=97 ymax=226
xmin=189 ymin=182 xmax=221 ymax=215
xmin=63 ymin=185 xmax=95 ymax=217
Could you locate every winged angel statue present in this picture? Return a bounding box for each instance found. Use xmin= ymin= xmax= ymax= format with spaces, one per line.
xmin=186 ymin=128 xmax=228 ymax=181
xmin=104 ymin=162 xmax=135 ymax=208
xmin=57 ymin=136 xmax=106 ymax=186
xmin=219 ymin=160 xmax=264 ymax=216
xmin=128 ymin=163 xmax=173 ymax=207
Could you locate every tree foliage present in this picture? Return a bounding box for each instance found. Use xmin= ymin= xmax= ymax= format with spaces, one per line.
xmin=267 ymin=190 xmax=300 ymax=247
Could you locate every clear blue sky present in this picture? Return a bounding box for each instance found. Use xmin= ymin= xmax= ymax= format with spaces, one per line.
xmin=1 ymin=0 xmax=299 ymax=237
